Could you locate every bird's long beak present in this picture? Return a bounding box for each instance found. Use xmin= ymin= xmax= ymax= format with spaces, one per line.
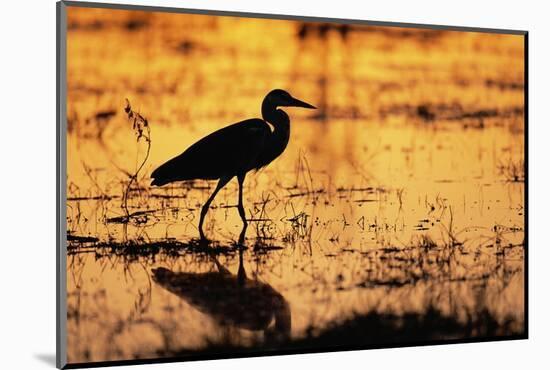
xmin=289 ymin=97 xmax=316 ymax=109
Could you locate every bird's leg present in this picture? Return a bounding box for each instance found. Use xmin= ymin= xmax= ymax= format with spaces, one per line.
xmin=237 ymin=174 xmax=248 ymax=245
xmin=199 ymin=176 xmax=231 ymax=241
xmin=237 ymin=174 xmax=247 ymax=225
xmin=238 ymin=223 xmax=248 ymax=246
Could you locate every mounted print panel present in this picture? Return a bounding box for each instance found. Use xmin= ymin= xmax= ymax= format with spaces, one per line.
xmin=57 ymin=1 xmax=527 ymax=368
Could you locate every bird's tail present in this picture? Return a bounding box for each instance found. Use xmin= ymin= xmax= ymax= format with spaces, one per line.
xmin=150 ymin=161 xmax=175 ymax=186
xmin=150 ymin=177 xmax=168 ymax=186
xmin=150 ymin=155 xmax=190 ymax=186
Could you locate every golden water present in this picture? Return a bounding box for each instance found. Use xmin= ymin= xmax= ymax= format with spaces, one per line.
xmin=65 ymin=7 xmax=525 ymax=363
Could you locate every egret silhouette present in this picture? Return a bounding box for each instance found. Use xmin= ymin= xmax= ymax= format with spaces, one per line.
xmin=151 ymin=89 xmax=316 ymax=241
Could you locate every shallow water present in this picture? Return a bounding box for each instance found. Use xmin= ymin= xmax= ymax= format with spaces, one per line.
xmin=65 ymin=7 xmax=525 ymax=363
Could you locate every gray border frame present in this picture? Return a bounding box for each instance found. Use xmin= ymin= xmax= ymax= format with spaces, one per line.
xmin=56 ymin=1 xmax=528 ymax=369
xmin=62 ymin=0 xmax=527 ymax=35
xmin=56 ymin=1 xmax=67 ymax=369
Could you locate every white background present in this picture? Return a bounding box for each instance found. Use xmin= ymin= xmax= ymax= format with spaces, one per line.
xmin=0 ymin=0 xmax=547 ymax=369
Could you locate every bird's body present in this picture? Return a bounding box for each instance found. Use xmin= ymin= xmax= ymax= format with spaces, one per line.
xmin=151 ymin=118 xmax=272 ymax=184
xmin=151 ymin=89 xmax=315 ymax=241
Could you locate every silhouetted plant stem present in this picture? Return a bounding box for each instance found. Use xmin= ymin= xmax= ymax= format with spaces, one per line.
xmin=122 ymin=98 xmax=151 ymax=220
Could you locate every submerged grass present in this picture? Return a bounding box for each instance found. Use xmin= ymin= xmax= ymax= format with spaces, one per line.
xmin=498 ymin=159 xmax=525 ymax=183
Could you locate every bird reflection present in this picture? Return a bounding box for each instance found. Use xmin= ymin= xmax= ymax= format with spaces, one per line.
xmin=152 ymin=249 xmax=291 ymax=342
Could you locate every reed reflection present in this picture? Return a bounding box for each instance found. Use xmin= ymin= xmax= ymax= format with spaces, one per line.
xmin=152 ymin=249 xmax=291 ymax=342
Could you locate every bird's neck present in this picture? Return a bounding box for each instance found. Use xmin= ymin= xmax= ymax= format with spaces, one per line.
xmin=262 ymin=100 xmax=289 ymax=133
xmin=258 ymin=98 xmax=291 ymax=166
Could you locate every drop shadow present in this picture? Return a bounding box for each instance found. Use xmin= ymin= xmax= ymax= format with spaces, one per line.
xmin=34 ymin=353 xmax=56 ymax=367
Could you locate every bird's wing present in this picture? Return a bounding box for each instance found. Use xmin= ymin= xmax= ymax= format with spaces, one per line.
xmin=151 ymin=119 xmax=270 ymax=185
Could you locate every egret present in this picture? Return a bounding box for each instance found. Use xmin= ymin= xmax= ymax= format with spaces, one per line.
xmin=151 ymin=89 xmax=316 ymax=241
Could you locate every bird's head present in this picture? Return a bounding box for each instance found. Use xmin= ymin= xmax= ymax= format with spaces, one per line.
xmin=266 ymin=89 xmax=316 ymax=109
